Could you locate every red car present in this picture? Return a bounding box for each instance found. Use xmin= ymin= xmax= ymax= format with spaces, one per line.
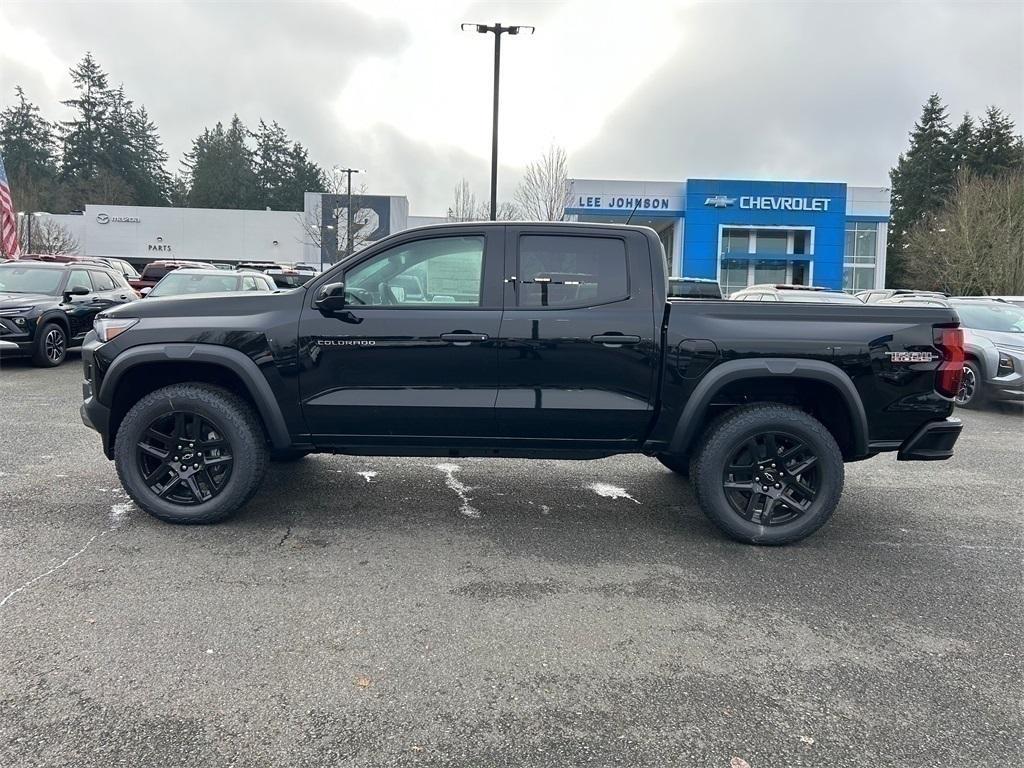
xmin=129 ymin=260 xmax=216 ymax=293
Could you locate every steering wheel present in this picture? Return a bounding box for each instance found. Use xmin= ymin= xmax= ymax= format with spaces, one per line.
xmin=345 ymin=287 xmax=371 ymax=305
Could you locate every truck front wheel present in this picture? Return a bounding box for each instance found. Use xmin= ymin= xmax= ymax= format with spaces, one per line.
xmin=690 ymin=404 xmax=844 ymax=545
xmin=114 ymin=383 xmax=269 ymax=524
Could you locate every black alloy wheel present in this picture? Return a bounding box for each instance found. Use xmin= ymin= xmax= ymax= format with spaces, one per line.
xmin=955 ymin=362 xmax=980 ymax=407
xmin=721 ymin=431 xmax=820 ymax=526
xmin=135 ymin=411 xmax=234 ymax=505
xmin=44 ymin=326 xmax=66 ymax=363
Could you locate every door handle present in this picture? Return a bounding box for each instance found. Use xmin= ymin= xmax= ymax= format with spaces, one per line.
xmin=91 ymin=297 xmax=103 ymax=303
xmin=591 ymin=334 xmax=641 ymax=348
xmin=440 ymin=332 xmax=489 ymax=346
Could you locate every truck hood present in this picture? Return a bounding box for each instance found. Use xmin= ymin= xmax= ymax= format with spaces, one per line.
xmin=100 ymin=290 xmax=296 ymax=320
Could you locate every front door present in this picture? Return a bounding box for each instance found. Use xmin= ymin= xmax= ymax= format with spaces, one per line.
xmin=496 ymin=226 xmax=658 ymax=443
xmin=62 ymin=268 xmax=100 ymax=340
xmin=298 ymin=227 xmax=504 ymax=444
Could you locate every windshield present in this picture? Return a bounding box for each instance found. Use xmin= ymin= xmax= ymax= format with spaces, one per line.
xmin=954 ymin=302 xmax=1024 ymax=333
xmin=269 ymin=272 xmax=314 ymax=288
xmin=0 ymin=266 xmax=64 ymax=295
xmin=150 ymin=273 xmax=241 ymax=297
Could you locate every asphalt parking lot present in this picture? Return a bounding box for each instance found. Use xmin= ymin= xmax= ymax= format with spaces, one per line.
xmin=0 ymin=355 xmax=1021 ymax=767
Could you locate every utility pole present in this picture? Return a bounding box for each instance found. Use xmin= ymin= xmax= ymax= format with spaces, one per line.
xmin=335 ymin=167 xmax=361 ymax=257
xmin=461 ymin=22 xmax=534 ymax=221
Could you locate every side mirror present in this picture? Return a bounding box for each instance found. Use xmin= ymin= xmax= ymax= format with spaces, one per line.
xmin=63 ymin=285 xmax=90 ymax=301
xmin=139 ymin=287 xmax=152 ymax=296
xmin=314 ymin=281 xmax=347 ymax=313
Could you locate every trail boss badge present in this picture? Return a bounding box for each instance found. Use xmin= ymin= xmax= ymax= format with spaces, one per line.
xmin=887 ymin=351 xmax=939 ymax=363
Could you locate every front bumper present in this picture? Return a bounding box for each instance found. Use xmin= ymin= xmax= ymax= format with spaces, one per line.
xmin=897 ymin=417 xmax=963 ymax=461
xmin=80 ymin=337 xmax=113 ymax=457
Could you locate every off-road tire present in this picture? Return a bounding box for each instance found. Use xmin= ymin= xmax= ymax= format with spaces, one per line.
xmin=690 ymin=403 xmax=844 ymax=545
xmin=114 ymin=383 xmax=268 ymax=524
xmin=31 ymin=322 xmax=67 ymax=367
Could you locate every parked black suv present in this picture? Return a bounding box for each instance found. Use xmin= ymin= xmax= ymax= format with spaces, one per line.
xmin=0 ymin=261 xmax=135 ymax=366
xmin=81 ymin=222 xmax=965 ymax=544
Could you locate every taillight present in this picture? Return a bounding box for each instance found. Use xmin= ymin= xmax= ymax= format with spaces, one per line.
xmin=934 ymin=325 xmax=965 ymax=399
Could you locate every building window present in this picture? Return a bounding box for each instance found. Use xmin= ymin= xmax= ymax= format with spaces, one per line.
xmin=721 ymin=258 xmax=750 ymax=297
xmin=843 ymin=222 xmax=878 ymax=292
xmin=754 ymin=259 xmax=788 ymax=285
xmin=722 ymin=228 xmax=749 ymax=255
xmin=755 ymin=230 xmax=787 ymax=255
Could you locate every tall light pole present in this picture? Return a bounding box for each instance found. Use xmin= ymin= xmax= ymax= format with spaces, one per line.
xmin=461 ymin=22 xmax=534 ymax=221
xmin=16 ymin=211 xmax=43 ymax=253
xmin=335 ymin=167 xmax=361 ymax=258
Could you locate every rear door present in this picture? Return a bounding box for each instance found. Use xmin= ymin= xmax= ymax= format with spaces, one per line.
xmin=298 ymin=226 xmax=504 ymax=443
xmin=62 ymin=269 xmax=98 ymax=340
xmin=496 ymin=226 xmax=658 ymax=442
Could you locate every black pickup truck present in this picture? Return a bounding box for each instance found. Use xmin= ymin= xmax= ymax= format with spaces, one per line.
xmin=80 ymin=222 xmax=965 ymax=544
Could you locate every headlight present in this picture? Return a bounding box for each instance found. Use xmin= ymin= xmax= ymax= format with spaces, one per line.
xmin=996 ymin=346 xmax=1021 ymax=376
xmin=94 ymin=317 xmax=138 ymax=342
xmin=0 ymin=306 xmax=33 ymax=316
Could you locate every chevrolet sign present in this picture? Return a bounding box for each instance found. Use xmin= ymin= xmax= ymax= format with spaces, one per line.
xmin=739 ymin=196 xmax=831 ymax=211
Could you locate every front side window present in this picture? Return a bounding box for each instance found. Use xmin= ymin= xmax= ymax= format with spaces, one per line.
xmin=517 ymin=235 xmax=628 ymax=308
xmin=345 ymin=236 xmax=485 ymax=307
xmin=66 ymin=270 xmax=93 ymax=293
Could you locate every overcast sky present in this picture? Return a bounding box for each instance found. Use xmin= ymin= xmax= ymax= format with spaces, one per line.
xmin=1 ymin=0 xmax=1021 ymax=214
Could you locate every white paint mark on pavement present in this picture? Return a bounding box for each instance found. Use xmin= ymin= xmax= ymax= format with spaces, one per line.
xmin=0 ymin=533 xmax=103 ymax=609
xmin=357 ymin=471 xmax=377 ymax=483
xmin=109 ymin=502 xmax=134 ymax=528
xmin=434 ymin=463 xmax=479 ymax=518
xmin=587 ymin=482 xmax=641 ymax=504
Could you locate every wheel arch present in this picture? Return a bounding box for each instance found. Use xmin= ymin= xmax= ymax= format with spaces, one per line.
xmin=100 ymin=344 xmax=292 ymax=454
xmin=38 ymin=310 xmax=70 ymax=336
xmin=667 ymin=358 xmax=870 ymax=460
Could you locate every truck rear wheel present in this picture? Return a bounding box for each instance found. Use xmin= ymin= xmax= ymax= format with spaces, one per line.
xmin=114 ymin=383 xmax=268 ymax=524
xmin=690 ymin=404 xmax=844 ymax=545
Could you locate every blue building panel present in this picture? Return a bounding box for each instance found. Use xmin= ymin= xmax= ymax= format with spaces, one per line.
xmin=682 ymin=179 xmax=849 ymax=290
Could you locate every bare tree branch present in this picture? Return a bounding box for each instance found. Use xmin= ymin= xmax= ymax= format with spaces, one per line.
xmin=514 ymin=144 xmax=573 ymax=221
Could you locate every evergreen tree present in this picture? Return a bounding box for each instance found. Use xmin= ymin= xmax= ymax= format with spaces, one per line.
xmin=0 ymin=86 xmax=58 ymax=212
xmin=252 ymin=119 xmax=293 ymax=209
xmin=286 ymin=142 xmax=325 ymax=207
xmin=948 ymin=113 xmax=976 ymax=174
xmin=60 ymin=52 xmax=110 ymax=181
xmin=128 ymin=106 xmax=171 ymax=205
xmin=888 ymin=94 xmax=954 ymax=286
xmin=971 ymin=106 xmax=1023 ymax=177
xmin=0 ymin=86 xmax=58 ymax=181
xmin=184 ymin=115 xmax=257 ymax=209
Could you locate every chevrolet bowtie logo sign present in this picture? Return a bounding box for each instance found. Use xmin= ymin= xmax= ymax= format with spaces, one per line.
xmin=704 ymin=195 xmax=736 ymax=208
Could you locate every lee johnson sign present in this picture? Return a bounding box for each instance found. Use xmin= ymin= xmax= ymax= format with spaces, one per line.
xmin=574 ymin=196 xmax=673 ymax=211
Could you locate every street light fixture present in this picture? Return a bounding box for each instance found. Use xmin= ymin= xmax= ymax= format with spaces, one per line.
xmin=461 ymin=22 xmax=534 ymax=221
xmin=333 ymin=166 xmax=362 ymax=259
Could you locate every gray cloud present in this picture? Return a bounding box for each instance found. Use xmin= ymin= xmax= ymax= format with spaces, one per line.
xmin=2 ymin=0 xmax=1021 ymax=215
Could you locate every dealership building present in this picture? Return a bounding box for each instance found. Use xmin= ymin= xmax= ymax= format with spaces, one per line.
xmin=566 ymin=178 xmax=890 ymax=293
xmin=38 ymin=175 xmax=891 ymax=293
xmin=40 ymin=193 xmax=442 ymax=268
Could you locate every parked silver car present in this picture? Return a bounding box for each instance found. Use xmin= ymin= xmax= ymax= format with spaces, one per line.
xmin=879 ymin=295 xmax=1024 ymax=407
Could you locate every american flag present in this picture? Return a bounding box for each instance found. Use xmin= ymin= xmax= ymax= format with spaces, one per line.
xmin=0 ymin=152 xmax=22 ymax=259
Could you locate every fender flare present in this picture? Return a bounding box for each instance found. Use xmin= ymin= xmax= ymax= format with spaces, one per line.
xmin=98 ymin=343 xmax=292 ymax=449
xmin=38 ymin=310 xmax=70 ymax=335
xmin=667 ymin=358 xmax=869 ymax=458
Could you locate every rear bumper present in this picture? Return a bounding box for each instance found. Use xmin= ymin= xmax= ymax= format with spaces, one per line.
xmin=897 ymin=417 xmax=963 ymax=461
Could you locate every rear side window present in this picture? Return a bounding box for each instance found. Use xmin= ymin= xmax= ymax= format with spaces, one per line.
xmin=517 ymin=235 xmax=628 ymax=308
xmin=90 ymin=270 xmax=116 ymax=291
